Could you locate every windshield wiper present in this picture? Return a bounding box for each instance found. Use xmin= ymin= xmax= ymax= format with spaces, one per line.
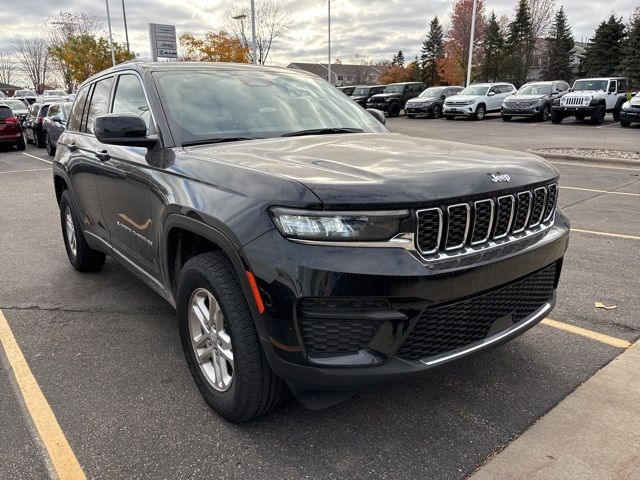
xmin=182 ymin=137 xmax=263 ymax=147
xmin=281 ymin=128 xmax=364 ymax=138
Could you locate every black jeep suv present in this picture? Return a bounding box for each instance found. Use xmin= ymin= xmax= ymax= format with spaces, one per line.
xmin=53 ymin=63 xmax=569 ymax=422
xmin=367 ymin=82 xmax=424 ymax=117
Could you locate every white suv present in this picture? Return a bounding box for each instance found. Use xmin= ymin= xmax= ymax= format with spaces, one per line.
xmin=551 ymin=77 xmax=628 ymax=125
xmin=444 ymin=83 xmax=516 ymax=120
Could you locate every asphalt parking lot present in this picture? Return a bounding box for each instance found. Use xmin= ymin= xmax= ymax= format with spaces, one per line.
xmin=1 ymin=117 xmax=639 ymax=479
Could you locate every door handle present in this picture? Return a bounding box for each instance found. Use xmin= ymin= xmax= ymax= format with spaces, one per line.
xmin=95 ymin=150 xmax=110 ymax=162
xmin=68 ymin=142 xmax=78 ymax=152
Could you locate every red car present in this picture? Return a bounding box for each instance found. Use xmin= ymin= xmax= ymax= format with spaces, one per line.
xmin=0 ymin=104 xmax=26 ymax=150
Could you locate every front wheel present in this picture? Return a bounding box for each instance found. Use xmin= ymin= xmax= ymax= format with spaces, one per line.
xmin=539 ymin=104 xmax=551 ymax=122
xmin=387 ymin=103 xmax=401 ymax=118
xmin=177 ymin=252 xmax=288 ymax=423
xmin=590 ymin=106 xmax=605 ymax=125
xmin=473 ymin=105 xmax=486 ymax=121
xmin=551 ymin=110 xmax=564 ymax=124
xmin=59 ymin=191 xmax=106 ymax=272
xmin=431 ymin=104 xmax=442 ymax=119
xmin=620 ymin=118 xmax=632 ymax=128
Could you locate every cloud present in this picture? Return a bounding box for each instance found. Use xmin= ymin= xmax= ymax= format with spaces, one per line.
xmin=1 ymin=0 xmax=638 ymax=67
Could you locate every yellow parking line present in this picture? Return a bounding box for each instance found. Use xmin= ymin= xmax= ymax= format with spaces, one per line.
xmin=561 ymin=186 xmax=640 ymax=197
xmin=572 ymin=228 xmax=640 ymax=241
xmin=0 ymin=309 xmax=86 ymax=480
xmin=541 ymin=318 xmax=632 ymax=349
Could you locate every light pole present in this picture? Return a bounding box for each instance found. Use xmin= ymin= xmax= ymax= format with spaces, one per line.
xmin=232 ymin=13 xmax=248 ymax=60
xmin=466 ymin=0 xmax=478 ymax=87
xmin=327 ymin=0 xmax=331 ymax=84
xmin=250 ymin=0 xmax=257 ymax=64
xmin=105 ymin=0 xmax=116 ymax=66
xmin=122 ymin=0 xmax=130 ymax=54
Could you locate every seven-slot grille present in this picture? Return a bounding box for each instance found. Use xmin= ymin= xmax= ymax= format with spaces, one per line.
xmin=416 ymin=183 xmax=557 ymax=255
xmin=562 ymin=96 xmax=589 ymax=107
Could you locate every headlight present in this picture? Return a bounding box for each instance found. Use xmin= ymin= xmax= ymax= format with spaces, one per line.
xmin=622 ymin=102 xmax=631 ymax=109
xmin=269 ymin=207 xmax=409 ymax=242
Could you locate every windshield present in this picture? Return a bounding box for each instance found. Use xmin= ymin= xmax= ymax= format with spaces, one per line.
xmin=573 ymin=80 xmax=608 ymax=92
xmin=45 ymin=90 xmax=66 ymax=96
xmin=461 ymin=85 xmax=490 ymax=96
xmin=353 ymin=87 xmax=370 ymax=96
xmin=153 ymin=70 xmax=388 ymax=145
xmin=2 ymin=100 xmax=27 ymax=110
xmin=16 ymin=90 xmax=36 ymax=97
xmin=384 ymin=84 xmax=404 ymax=94
xmin=418 ymin=87 xmax=446 ymax=98
xmin=517 ymin=84 xmax=552 ymax=95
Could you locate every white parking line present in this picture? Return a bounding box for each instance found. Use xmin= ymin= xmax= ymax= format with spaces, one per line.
xmin=561 ymin=186 xmax=640 ymax=197
xmin=21 ymin=152 xmax=53 ymax=164
xmin=549 ymin=161 xmax=640 ymax=172
xmin=0 ymin=168 xmax=50 ymax=175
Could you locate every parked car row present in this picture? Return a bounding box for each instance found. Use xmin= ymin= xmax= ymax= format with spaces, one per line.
xmin=0 ymin=104 xmax=26 ymax=150
xmin=351 ymin=77 xmax=637 ymax=129
xmin=23 ymin=100 xmax=72 ymax=153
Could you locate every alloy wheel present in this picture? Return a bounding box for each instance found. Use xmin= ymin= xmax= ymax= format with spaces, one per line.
xmin=432 ymin=105 xmax=442 ymax=119
xmin=189 ymin=288 xmax=234 ymax=392
xmin=64 ymin=206 xmax=77 ymax=257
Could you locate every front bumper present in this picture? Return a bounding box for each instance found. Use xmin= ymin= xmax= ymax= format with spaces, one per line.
xmin=502 ymin=106 xmax=542 ymax=117
xmin=366 ymin=102 xmax=390 ymax=112
xmin=405 ymin=104 xmax=433 ymax=115
xmin=241 ymin=213 xmax=570 ymax=390
xmin=621 ymin=109 xmax=640 ymax=123
xmin=443 ymin=105 xmax=475 ymax=116
xmin=552 ymin=105 xmax=598 ymax=115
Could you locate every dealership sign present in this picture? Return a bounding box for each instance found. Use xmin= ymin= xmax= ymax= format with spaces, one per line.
xmin=149 ymin=23 xmax=177 ymax=60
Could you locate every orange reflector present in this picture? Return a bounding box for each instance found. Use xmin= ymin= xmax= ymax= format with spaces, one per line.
xmin=246 ymin=271 xmax=265 ymax=314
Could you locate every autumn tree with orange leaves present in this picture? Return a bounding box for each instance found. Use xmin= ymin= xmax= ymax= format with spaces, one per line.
xmin=179 ymin=31 xmax=250 ymax=63
xmin=440 ymin=0 xmax=486 ymax=85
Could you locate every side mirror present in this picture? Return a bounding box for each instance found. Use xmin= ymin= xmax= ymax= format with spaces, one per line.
xmin=488 ymin=91 xmax=496 ymax=97
xmin=366 ymin=108 xmax=386 ymax=125
xmin=95 ymin=114 xmax=158 ymax=148
xmin=51 ymin=115 xmax=63 ymax=124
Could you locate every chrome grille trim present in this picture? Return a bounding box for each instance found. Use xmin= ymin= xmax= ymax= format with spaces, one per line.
xmin=529 ymin=187 xmax=548 ymax=228
xmin=415 ymin=208 xmax=443 ymax=255
xmin=470 ymin=199 xmax=495 ymax=246
xmin=444 ymin=204 xmax=471 ymax=252
xmin=543 ymin=183 xmax=558 ymax=223
xmin=512 ymin=191 xmax=533 ymax=234
xmin=494 ymin=195 xmax=515 ymax=240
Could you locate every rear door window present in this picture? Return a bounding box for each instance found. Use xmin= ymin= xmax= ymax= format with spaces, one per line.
xmin=85 ymin=77 xmax=114 ymax=134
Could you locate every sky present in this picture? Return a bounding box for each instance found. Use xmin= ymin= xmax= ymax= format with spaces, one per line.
xmin=1 ymin=0 xmax=638 ymax=70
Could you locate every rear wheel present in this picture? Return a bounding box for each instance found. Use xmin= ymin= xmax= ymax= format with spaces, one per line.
xmin=177 ymin=252 xmax=288 ymax=423
xmin=59 ymin=191 xmax=106 ymax=272
xmin=551 ymin=110 xmax=564 ymax=124
xmin=590 ymin=105 xmax=605 ymax=125
xmin=473 ymin=104 xmax=486 ymax=121
xmin=16 ymin=132 xmax=26 ymax=151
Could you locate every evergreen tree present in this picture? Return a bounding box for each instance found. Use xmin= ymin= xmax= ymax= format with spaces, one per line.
xmin=393 ymin=50 xmax=405 ymax=67
xmin=619 ymin=9 xmax=640 ymax=87
xmin=420 ymin=16 xmax=445 ymax=86
xmin=506 ymin=0 xmax=535 ymax=85
xmin=581 ymin=15 xmax=626 ymax=77
xmin=480 ymin=12 xmax=506 ymax=82
xmin=542 ymin=7 xmax=575 ymax=81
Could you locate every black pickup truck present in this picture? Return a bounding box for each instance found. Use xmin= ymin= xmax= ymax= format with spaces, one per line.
xmin=52 ymin=62 xmax=569 ymax=422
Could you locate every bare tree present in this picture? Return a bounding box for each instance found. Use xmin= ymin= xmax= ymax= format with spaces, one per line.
xmin=42 ymin=11 xmax=102 ymax=92
xmin=0 ymin=53 xmax=14 ymax=84
xmin=223 ymin=0 xmax=290 ymax=65
xmin=350 ymin=54 xmax=374 ymax=84
xmin=528 ymin=0 xmax=556 ymax=38
xmin=12 ymin=36 xmax=50 ymax=93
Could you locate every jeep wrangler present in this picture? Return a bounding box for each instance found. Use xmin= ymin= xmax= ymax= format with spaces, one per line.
xmin=551 ymin=77 xmax=628 ymax=125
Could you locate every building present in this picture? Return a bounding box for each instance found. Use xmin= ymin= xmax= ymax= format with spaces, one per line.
xmin=0 ymin=82 xmax=20 ymax=97
xmin=527 ymin=39 xmax=588 ymax=82
xmin=287 ymin=62 xmax=384 ymax=86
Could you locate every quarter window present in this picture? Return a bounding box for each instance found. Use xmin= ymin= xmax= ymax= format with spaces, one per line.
xmin=112 ymin=74 xmax=151 ymax=128
xmin=85 ymin=77 xmax=114 ymax=134
xmin=67 ymin=87 xmax=89 ymax=132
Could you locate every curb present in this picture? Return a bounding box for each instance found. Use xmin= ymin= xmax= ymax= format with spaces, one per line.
xmin=528 ymin=150 xmax=640 ymax=168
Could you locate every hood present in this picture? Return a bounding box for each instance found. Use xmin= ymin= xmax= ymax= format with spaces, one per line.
xmin=505 ymin=94 xmax=546 ymax=102
xmin=567 ymin=90 xmax=604 ymax=97
xmin=369 ymin=93 xmax=398 ymax=101
xmin=351 ymin=95 xmax=368 ymax=101
xmin=445 ymin=94 xmax=480 ymax=103
xmin=406 ymin=97 xmax=435 ymax=104
xmin=182 ymin=133 xmax=557 ymax=208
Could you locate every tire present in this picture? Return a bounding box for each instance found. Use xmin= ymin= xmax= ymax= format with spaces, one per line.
xmin=473 ymin=104 xmax=486 ymax=121
xmin=538 ymin=104 xmax=551 ymax=122
xmin=177 ymin=252 xmax=288 ymax=423
xmin=59 ymin=191 xmax=106 ymax=272
xmin=388 ymin=103 xmax=401 ymax=118
xmin=431 ymin=104 xmax=442 ymax=119
xmin=35 ymin=130 xmax=44 ymax=148
xmin=551 ymin=110 xmax=564 ymax=124
xmin=45 ymin=133 xmax=56 ymax=157
xmin=620 ymin=119 xmax=632 ymax=128
xmin=502 ymin=115 xmax=512 ymax=122
xmin=590 ymin=105 xmax=605 ymax=125
xmin=16 ymin=132 xmax=26 ymax=151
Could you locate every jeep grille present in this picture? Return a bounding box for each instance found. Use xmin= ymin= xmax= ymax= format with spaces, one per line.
xmin=415 ymin=183 xmax=557 ymax=256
